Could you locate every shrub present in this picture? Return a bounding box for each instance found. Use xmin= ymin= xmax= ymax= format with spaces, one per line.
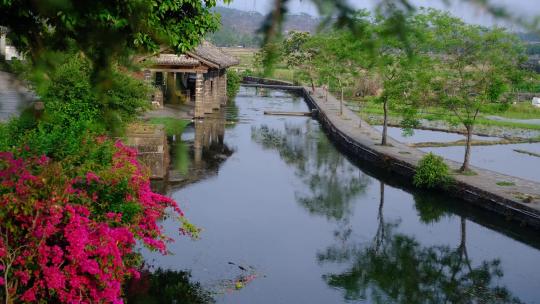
xmin=413 ymin=153 xmax=452 ymax=189
xmin=227 ymin=69 xmax=241 ymax=99
xmin=39 ymin=54 xmax=150 ymax=131
xmin=0 ymin=139 xmax=193 ymax=303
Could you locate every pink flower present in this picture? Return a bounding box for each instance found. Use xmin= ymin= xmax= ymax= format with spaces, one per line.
xmin=0 ymin=138 xmax=187 ymax=303
xmin=86 ymin=172 xmax=100 ymax=184
xmin=20 ymin=287 xmax=36 ymax=301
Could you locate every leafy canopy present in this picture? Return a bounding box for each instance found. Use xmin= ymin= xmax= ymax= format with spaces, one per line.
xmin=0 ymin=0 xmax=229 ymax=82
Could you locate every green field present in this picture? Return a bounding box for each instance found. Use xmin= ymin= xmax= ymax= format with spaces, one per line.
xmin=222 ymin=47 xmax=297 ymax=82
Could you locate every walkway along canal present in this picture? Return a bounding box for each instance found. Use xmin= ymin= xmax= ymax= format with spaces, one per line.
xmin=139 ymin=87 xmax=540 ymax=303
xmin=243 ymin=78 xmax=540 ymax=228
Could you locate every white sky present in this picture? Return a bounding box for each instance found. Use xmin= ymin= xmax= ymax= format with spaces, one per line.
xmin=217 ymin=0 xmax=540 ymax=27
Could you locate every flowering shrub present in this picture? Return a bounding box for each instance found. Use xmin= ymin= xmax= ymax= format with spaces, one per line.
xmin=0 ymin=140 xmax=191 ymax=303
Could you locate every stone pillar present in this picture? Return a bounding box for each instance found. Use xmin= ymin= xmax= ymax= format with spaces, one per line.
xmin=166 ymin=72 xmax=178 ymax=104
xmin=143 ymin=69 xmax=152 ymax=84
xmin=203 ymin=73 xmax=213 ymax=114
xmin=212 ymin=71 xmax=220 ymax=110
xmin=194 ymin=72 xmax=204 ymax=118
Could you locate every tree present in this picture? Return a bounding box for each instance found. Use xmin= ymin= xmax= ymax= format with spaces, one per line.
xmin=366 ymin=10 xmax=432 ymax=146
xmin=255 ymin=0 xmax=535 ymax=76
xmin=309 ymin=30 xmax=364 ymax=115
xmin=282 ymin=31 xmax=318 ymax=90
xmin=253 ymin=42 xmax=283 ymax=76
xmin=0 ymin=0 xmax=227 ymax=86
xmin=426 ymin=11 xmax=525 ymax=171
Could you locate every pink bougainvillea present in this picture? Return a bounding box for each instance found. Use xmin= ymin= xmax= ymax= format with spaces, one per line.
xmin=0 ymin=140 xmax=188 ymax=303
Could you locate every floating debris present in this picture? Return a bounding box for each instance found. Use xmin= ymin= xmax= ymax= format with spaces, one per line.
xmin=210 ymin=262 xmax=263 ymax=296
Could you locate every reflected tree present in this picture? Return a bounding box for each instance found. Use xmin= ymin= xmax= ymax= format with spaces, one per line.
xmin=413 ymin=191 xmax=451 ymax=225
xmin=124 ymin=268 xmax=214 ymax=304
xmin=318 ymin=184 xmax=522 ymax=304
xmin=252 ymin=121 xmax=371 ymax=221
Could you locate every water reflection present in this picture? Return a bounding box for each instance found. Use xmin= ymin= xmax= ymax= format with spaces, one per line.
xmin=193 ymin=113 xmax=227 ymax=167
xmin=146 ymin=87 xmax=540 ymax=303
xmin=125 ymin=268 xmax=214 ymax=304
xmin=252 ymin=121 xmax=371 ymax=221
xmin=161 ymin=110 xmax=233 ymax=192
xmin=319 ymin=182 xmax=522 ymax=304
xmin=250 ymin=120 xmax=526 ymax=303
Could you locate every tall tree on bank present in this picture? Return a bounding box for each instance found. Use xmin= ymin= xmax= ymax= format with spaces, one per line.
xmin=368 ymin=10 xmax=431 ymax=146
xmin=283 ymin=31 xmax=318 ymax=91
xmin=426 ymin=10 xmax=525 ymax=172
xmin=309 ymin=31 xmax=362 ymax=115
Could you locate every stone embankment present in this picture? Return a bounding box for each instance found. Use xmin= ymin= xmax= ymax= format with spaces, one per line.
xmin=242 ymin=76 xmax=540 ymax=228
xmin=125 ymin=123 xmax=169 ymax=179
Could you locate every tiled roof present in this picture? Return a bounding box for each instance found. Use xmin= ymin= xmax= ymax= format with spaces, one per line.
xmin=188 ymin=41 xmax=240 ymax=68
xmin=148 ymin=40 xmax=239 ymax=69
xmin=152 ymin=54 xmax=200 ymax=66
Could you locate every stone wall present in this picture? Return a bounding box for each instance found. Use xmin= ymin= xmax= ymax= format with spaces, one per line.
xmin=218 ymin=69 xmax=228 ymax=105
xmin=243 ymin=76 xmax=294 ymax=86
xmin=125 ymin=124 xmax=169 ymax=179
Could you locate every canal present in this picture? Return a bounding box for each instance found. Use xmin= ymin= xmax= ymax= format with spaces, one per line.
xmin=140 ymin=87 xmax=540 ymax=304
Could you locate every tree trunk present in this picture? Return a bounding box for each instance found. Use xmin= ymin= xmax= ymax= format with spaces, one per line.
xmin=460 ymin=125 xmax=473 ymax=172
xmin=340 ymin=87 xmax=344 ymax=116
xmin=325 ymin=82 xmax=329 ymax=102
xmin=381 ymin=98 xmax=388 ymax=146
xmin=310 ymin=78 xmax=315 ymax=94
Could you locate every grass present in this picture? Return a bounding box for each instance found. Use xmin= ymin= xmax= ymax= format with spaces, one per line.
xmin=148 ymin=117 xmax=191 ymax=136
xmin=221 ymin=47 xmax=257 ymax=71
xmin=496 ymin=181 xmax=516 ymax=186
xmin=221 ymin=47 xmax=300 ymax=83
xmin=352 ymin=99 xmax=540 ymax=131
xmin=489 ymin=102 xmax=540 ymax=120
xmin=453 ymin=169 xmax=477 ymax=176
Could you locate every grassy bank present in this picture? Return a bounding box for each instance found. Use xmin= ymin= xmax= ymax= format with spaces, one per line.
xmin=148 ymin=117 xmax=191 ymax=136
xmin=352 ymin=99 xmax=540 ymax=131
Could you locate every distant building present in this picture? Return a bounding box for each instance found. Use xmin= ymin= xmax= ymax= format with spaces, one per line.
xmin=0 ymin=27 xmax=22 ymax=61
xmin=532 ymin=97 xmax=540 ymax=108
xmin=143 ymin=41 xmax=239 ymax=118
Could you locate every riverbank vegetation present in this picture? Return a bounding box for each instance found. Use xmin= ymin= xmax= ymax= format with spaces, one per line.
xmin=414 ymin=153 xmax=453 ymax=188
xmin=149 ymin=117 xmax=191 ymax=137
xmin=245 ymin=8 xmax=534 ymax=172
xmin=0 ymin=0 xmax=229 ymax=302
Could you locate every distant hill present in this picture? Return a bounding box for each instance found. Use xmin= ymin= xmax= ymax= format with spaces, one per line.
xmin=207 ymin=6 xmax=320 ymax=47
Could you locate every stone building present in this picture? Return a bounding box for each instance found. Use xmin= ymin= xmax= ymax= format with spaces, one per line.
xmin=143 ymin=41 xmax=239 ymax=118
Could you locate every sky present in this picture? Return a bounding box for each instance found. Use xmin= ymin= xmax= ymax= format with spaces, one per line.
xmin=217 ymin=0 xmax=540 ymax=27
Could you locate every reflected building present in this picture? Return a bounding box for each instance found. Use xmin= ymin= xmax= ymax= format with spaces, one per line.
xmin=193 ymin=111 xmax=226 ymax=166
xmin=160 ymin=109 xmax=232 ymax=192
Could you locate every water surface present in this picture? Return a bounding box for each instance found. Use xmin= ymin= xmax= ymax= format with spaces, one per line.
xmin=142 ymin=87 xmax=540 ymax=304
xmin=373 ymin=126 xmax=500 ymax=143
